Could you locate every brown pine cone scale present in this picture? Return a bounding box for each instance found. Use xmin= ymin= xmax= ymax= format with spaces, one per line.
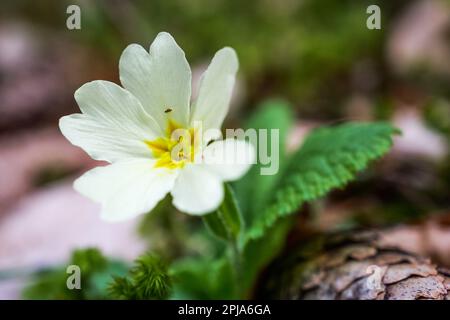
xmin=259 ymin=230 xmax=450 ymax=300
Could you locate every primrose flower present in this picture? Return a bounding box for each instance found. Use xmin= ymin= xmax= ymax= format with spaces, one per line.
xmin=59 ymin=32 xmax=255 ymax=221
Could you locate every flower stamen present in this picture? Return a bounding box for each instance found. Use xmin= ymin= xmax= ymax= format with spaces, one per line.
xmin=145 ymin=119 xmax=197 ymax=169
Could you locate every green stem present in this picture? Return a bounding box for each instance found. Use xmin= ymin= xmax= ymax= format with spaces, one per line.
xmin=201 ymin=184 xmax=245 ymax=297
xmin=230 ymin=239 xmax=243 ymax=298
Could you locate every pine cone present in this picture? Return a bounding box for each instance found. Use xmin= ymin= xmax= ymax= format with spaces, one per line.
xmin=259 ymin=230 xmax=450 ymax=300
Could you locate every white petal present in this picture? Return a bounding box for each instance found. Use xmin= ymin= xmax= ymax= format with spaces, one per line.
xmin=202 ymin=139 xmax=255 ymax=181
xmin=171 ymin=164 xmax=224 ymax=215
xmin=190 ymin=47 xmax=238 ymax=130
xmin=119 ymin=32 xmax=191 ymax=130
xmin=74 ymin=80 xmax=161 ymax=138
xmin=74 ymin=159 xmax=178 ymax=221
xmin=60 ymin=114 xmax=152 ymax=162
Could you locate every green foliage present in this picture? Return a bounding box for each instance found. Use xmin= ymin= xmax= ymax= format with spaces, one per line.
xmin=246 ymin=122 xmax=400 ymax=240
xmin=234 ymin=99 xmax=294 ymax=230
xmin=138 ymin=195 xmax=223 ymax=260
xmin=239 ymin=218 xmax=293 ymax=296
xmin=22 ymin=248 xmax=128 ymax=300
xmin=71 ymin=248 xmax=108 ymax=275
xmin=109 ymin=253 xmax=171 ymax=300
xmin=203 ymin=184 xmax=243 ymax=243
xmin=15 ymin=0 xmax=389 ymax=105
xmin=231 ymin=100 xmax=296 ymax=296
xmin=22 ymin=269 xmax=73 ymax=300
xmin=137 ymin=195 xmax=185 ymax=259
xmin=170 ymin=257 xmax=235 ymax=299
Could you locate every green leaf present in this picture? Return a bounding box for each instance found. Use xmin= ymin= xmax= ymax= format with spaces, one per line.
xmin=233 ymin=99 xmax=294 ymax=238
xmin=169 ymin=257 xmax=235 ymax=299
xmin=246 ymin=122 xmax=400 ymax=240
xmin=203 ymin=184 xmax=243 ymax=243
xmin=240 ymin=217 xmax=292 ymax=297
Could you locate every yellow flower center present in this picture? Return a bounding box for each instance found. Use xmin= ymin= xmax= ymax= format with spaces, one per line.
xmin=145 ymin=119 xmax=197 ymax=169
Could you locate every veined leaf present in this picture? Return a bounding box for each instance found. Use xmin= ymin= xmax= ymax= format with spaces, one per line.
xmin=246 ymin=122 xmax=400 ymax=240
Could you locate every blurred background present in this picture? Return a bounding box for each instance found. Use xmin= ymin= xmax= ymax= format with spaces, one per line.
xmin=0 ymin=0 xmax=449 ymax=299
